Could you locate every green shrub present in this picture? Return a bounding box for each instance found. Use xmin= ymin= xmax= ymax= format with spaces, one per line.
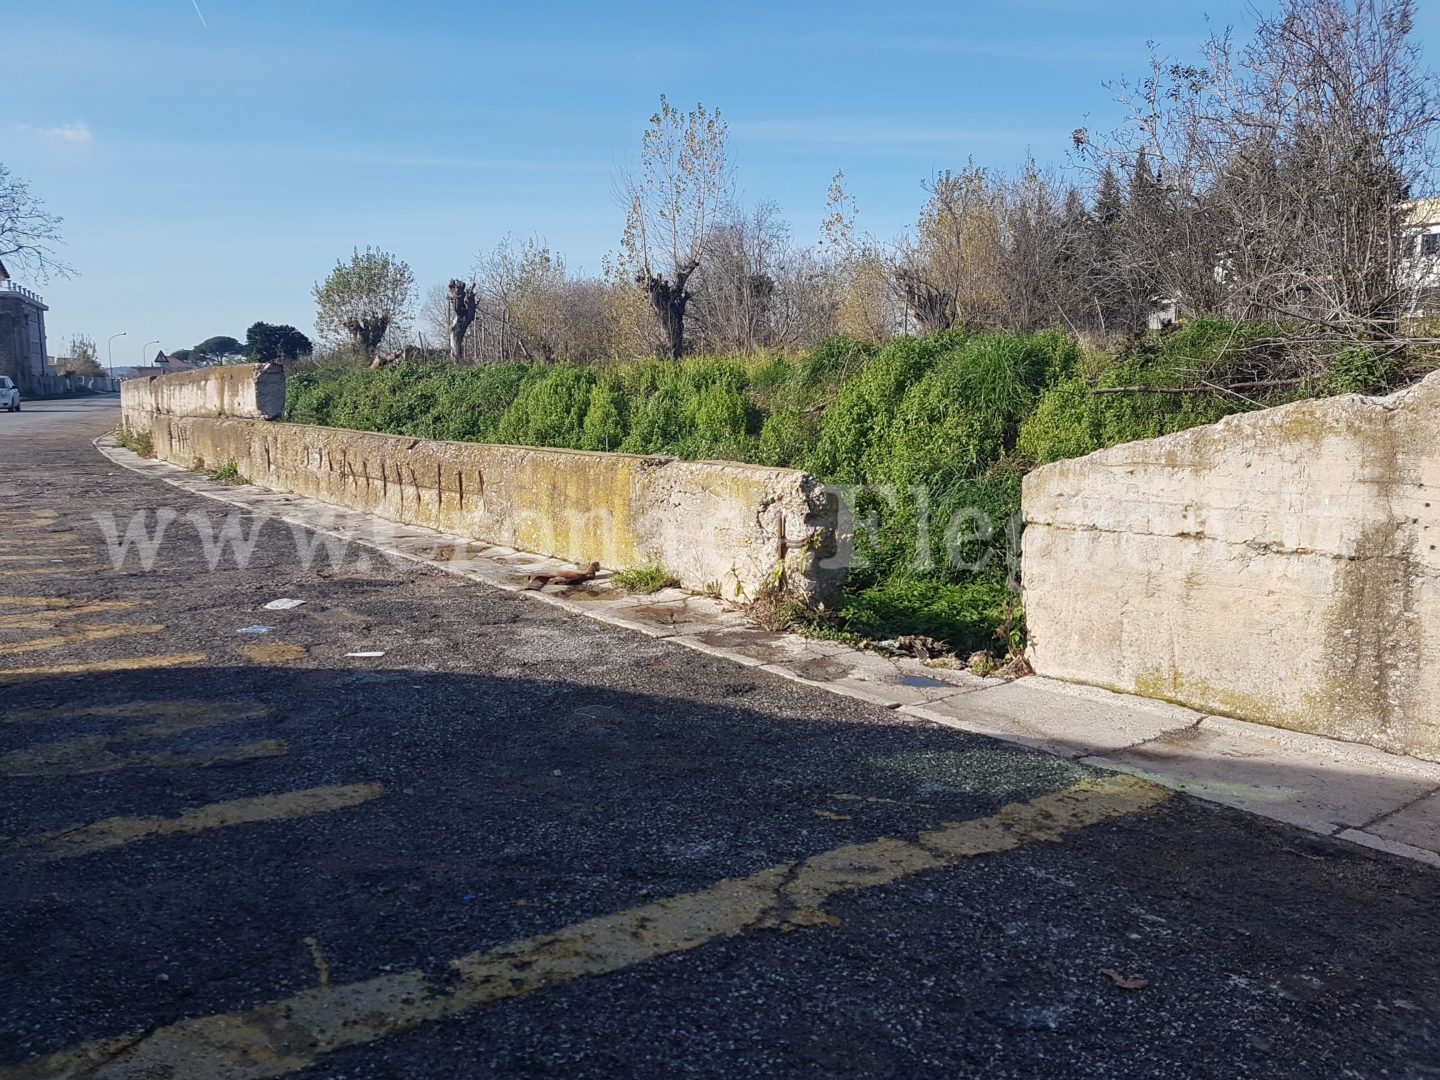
xmin=492 ymin=366 xmax=595 ymax=447
xmin=611 ymin=563 xmax=679 ymax=593
xmin=280 ymin=321 xmax=1338 ymax=653
xmin=1323 ymin=345 xmax=1399 ymax=396
xmin=579 ymin=377 xmax=627 ymax=452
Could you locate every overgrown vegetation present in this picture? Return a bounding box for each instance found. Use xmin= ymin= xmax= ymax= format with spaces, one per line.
xmin=114 ymin=428 xmax=154 ymax=457
xmin=611 ymin=563 xmax=680 ymax=594
xmin=287 ymin=321 xmax=1374 ymax=656
xmin=206 ymin=459 xmax=245 ymax=484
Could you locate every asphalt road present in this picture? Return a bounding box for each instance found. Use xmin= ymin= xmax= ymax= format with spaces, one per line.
xmin=2 ymin=397 xmax=1439 ymax=1079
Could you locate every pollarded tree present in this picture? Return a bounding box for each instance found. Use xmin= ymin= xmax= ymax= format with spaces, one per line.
xmin=245 ymin=321 xmax=313 ymax=363
xmin=619 ymin=96 xmax=732 ymax=359
xmin=313 ymin=247 xmax=415 ymax=360
xmin=447 ymin=279 xmax=477 ymax=362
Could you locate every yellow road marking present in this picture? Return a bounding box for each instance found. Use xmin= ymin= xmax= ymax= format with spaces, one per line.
xmin=4 ymin=512 xmax=58 ymax=528
xmin=0 ymin=654 xmax=207 ymax=682
xmin=0 ymin=600 xmax=146 ymax=632
xmin=303 ymin=937 xmax=332 ymax=988
xmin=0 ymin=623 xmax=165 ymax=657
xmin=240 ymin=643 xmax=308 ymax=663
xmin=9 ymin=784 xmax=383 ymax=858
xmin=0 ymin=567 xmax=102 ymax=577
xmin=0 ymin=698 xmax=272 ymax=774
xmin=3 ymin=700 xmax=269 ymax=725
xmin=0 ymin=776 xmax=1169 ymax=1079
xmin=0 ymin=554 xmax=91 ymax=562
xmin=0 ymin=738 xmax=286 ymax=777
xmin=0 ymin=597 xmax=144 ymax=612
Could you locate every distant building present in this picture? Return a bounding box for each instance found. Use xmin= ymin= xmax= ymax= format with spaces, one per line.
xmin=0 ymin=260 xmax=50 ymax=394
xmin=1401 ymin=198 xmax=1440 ymax=318
xmin=153 ymin=350 xmax=199 ymax=372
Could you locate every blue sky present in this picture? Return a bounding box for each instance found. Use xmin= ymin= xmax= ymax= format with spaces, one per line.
xmin=8 ymin=0 xmax=1440 ymax=359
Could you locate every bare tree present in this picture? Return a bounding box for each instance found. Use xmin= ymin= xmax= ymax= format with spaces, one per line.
xmin=820 ymin=171 xmax=901 ymax=343
xmin=894 ymin=165 xmax=1007 ymax=333
xmin=689 ymin=202 xmax=785 ymax=353
xmin=1076 ymin=0 xmax=1440 ymax=360
xmin=0 ymin=163 xmax=72 ymax=280
xmin=619 ymin=96 xmax=732 ymax=358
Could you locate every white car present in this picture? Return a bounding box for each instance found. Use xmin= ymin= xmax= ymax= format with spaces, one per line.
xmin=0 ymin=377 xmax=18 ymax=412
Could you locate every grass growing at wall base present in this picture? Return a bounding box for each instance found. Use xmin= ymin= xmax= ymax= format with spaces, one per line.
xmin=285 ymin=323 xmax=1330 ymax=656
xmin=114 ymin=428 xmax=154 ymax=458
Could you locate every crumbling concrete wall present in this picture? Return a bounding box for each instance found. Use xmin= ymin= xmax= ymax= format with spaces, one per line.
xmin=121 ymin=363 xmax=285 ymax=430
xmin=1023 ymin=372 xmax=1440 ymax=760
xmin=124 ymin=366 xmax=842 ymax=604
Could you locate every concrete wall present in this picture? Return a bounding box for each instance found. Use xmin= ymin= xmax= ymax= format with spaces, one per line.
xmin=123 ymin=366 xmax=842 ymax=604
xmin=1023 ymin=372 xmax=1440 ymax=761
xmin=121 ymin=363 xmax=285 ymax=430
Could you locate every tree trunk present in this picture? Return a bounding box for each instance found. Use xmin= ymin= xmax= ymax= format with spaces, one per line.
xmin=345 ymin=316 xmax=390 ymax=358
xmin=448 ymin=279 xmax=478 ymax=362
xmin=639 ymin=268 xmax=694 ymax=359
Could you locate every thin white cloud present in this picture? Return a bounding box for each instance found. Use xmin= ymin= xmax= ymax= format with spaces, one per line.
xmin=41 ymin=122 xmax=93 ymax=145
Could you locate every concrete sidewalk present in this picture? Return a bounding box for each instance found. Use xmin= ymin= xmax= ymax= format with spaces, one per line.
xmin=97 ymin=434 xmax=1440 ymax=868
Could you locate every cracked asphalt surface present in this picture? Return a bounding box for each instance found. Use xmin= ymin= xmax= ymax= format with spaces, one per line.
xmin=2 ymin=397 xmax=1439 ymax=1079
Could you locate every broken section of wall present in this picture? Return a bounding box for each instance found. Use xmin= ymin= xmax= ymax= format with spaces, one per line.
xmin=121 ymin=363 xmax=285 ymax=430
xmin=122 ymin=366 xmax=841 ymax=604
xmin=1022 ymin=372 xmax=1440 ymax=760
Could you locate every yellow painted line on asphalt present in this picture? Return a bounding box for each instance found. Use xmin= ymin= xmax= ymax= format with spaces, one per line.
xmin=239 ymin=642 xmax=308 ymax=663
xmin=0 ymin=775 xmax=1170 ymax=1080
xmin=0 ymin=599 xmax=147 ymax=632
xmin=3 ymin=700 xmax=270 ymax=726
xmin=4 ymin=512 xmax=59 ymax=528
xmin=0 ymin=554 xmax=91 ymax=562
xmin=9 ymin=784 xmax=384 ymax=859
xmin=0 ymin=654 xmax=208 ymax=683
xmin=0 ymin=567 xmax=102 ymax=577
xmin=303 ymin=938 xmax=332 ymax=988
xmin=0 ymin=623 xmax=166 ymax=657
xmin=0 ymin=737 xmax=286 ymax=777
xmin=0 ymin=597 xmax=144 ymax=612
xmin=0 ymin=698 xmax=271 ymax=774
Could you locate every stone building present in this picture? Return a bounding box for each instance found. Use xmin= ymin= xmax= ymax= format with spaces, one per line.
xmin=0 ymin=260 xmax=50 ymax=393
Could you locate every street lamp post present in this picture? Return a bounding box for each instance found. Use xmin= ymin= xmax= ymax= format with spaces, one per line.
xmin=141 ymin=339 xmax=159 ymax=365
xmin=107 ymin=332 xmax=127 ymax=379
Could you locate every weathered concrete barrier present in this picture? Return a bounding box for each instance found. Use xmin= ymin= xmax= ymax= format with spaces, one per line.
xmin=121 ymin=363 xmax=285 ymax=430
xmin=121 ymin=366 xmax=841 ymax=603
xmin=1023 ymin=372 xmax=1440 ymax=760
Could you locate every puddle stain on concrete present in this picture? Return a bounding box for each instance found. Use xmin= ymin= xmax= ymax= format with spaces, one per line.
xmin=0 ymin=775 xmax=1169 ymax=1080
xmin=9 ymin=784 xmax=383 ymax=859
